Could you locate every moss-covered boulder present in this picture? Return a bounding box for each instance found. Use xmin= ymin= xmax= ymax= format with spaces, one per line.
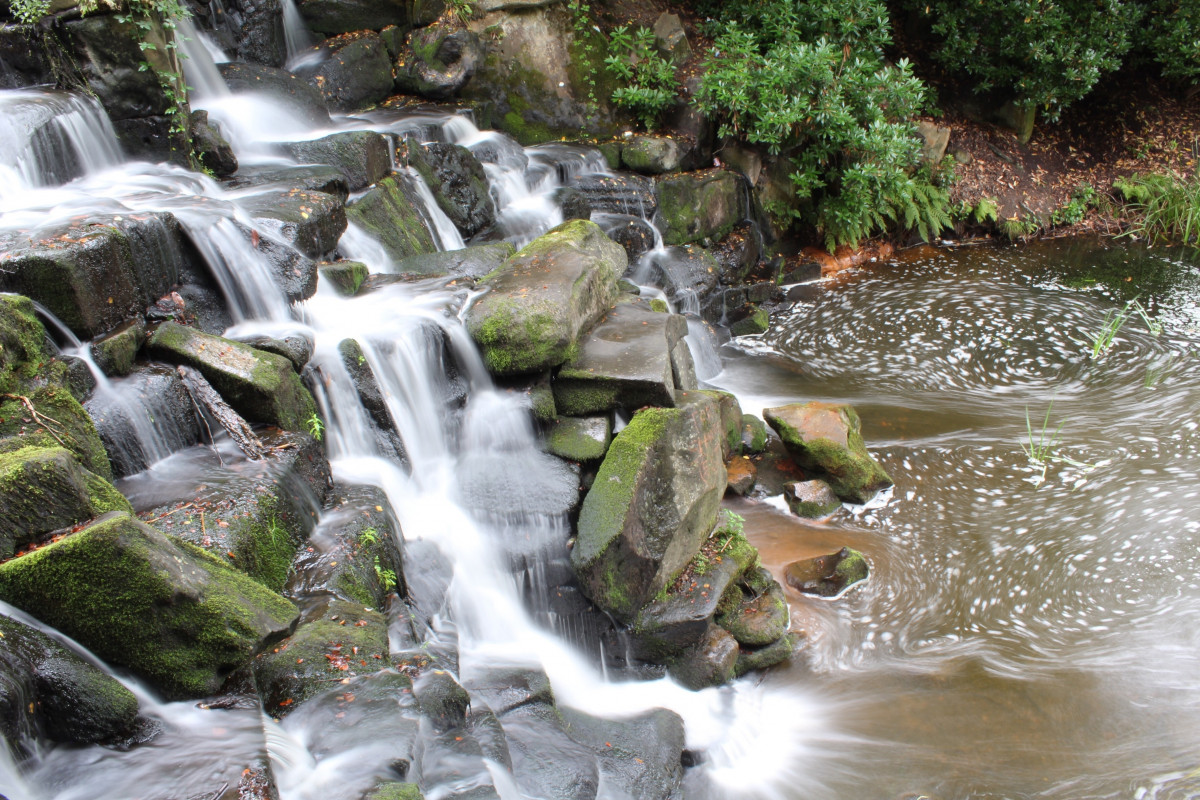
xmin=570 ymin=392 xmax=727 ymax=622
xmin=0 ymin=445 xmax=131 ymax=559
xmin=90 ymin=317 xmax=146 ymax=377
xmin=364 ymin=783 xmax=424 ymax=800
xmin=785 ymin=547 xmax=868 ymax=598
xmin=669 ymin=624 xmax=739 ymax=690
xmin=740 ymin=413 xmax=769 ymax=454
xmin=730 ymin=306 xmax=770 ymax=337
xmin=295 ymin=31 xmax=395 ymax=112
xmin=783 ymin=479 xmax=841 ymax=519
xmin=0 ymin=511 xmax=300 ymax=699
xmin=319 ymin=261 xmax=370 ymax=296
xmin=552 ymin=301 xmax=688 ymax=416
xmin=655 ymin=169 xmax=747 ymax=246
xmin=0 ymin=386 xmax=113 ymax=480
xmin=620 ymin=135 xmax=683 ymax=175
xmin=393 ymin=21 xmax=481 ymax=100
xmin=146 ymin=430 xmax=329 ymax=591
xmin=699 ymin=390 xmax=742 ymax=459
xmin=253 ymin=599 xmax=390 ymax=716
xmin=715 ymin=566 xmax=789 ymax=647
xmin=545 ymin=415 xmax=611 ymax=462
xmin=734 ymin=632 xmax=797 ymax=677
xmin=147 ymin=322 xmax=318 ymax=432
xmin=0 ymin=293 xmax=55 ymax=393
xmin=0 ymin=614 xmax=141 ymax=751
xmin=391 ymin=242 xmax=515 ymax=278
xmin=405 ymin=141 xmax=495 ymax=237
xmin=465 ymin=219 xmax=625 ymax=376
xmin=763 ymin=402 xmax=892 ymax=503
xmin=346 ymin=174 xmax=439 ymax=263
xmin=281 ymin=131 xmax=392 ymax=191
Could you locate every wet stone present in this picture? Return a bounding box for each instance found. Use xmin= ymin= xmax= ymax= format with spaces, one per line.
xmin=785 ymin=547 xmax=869 ymax=598
xmin=545 ymin=415 xmax=611 ymax=462
xmin=726 ymin=457 xmax=757 ymax=496
xmin=784 ymin=479 xmax=842 ymax=519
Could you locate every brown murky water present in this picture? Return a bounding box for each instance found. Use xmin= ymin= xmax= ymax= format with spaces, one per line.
xmin=718 ymin=238 xmax=1200 ymax=799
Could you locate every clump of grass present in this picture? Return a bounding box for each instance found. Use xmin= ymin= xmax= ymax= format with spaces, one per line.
xmin=1114 ymin=172 xmax=1200 ymax=247
xmin=1091 ymin=296 xmax=1160 ymax=357
xmin=1022 ymin=402 xmax=1099 ymax=486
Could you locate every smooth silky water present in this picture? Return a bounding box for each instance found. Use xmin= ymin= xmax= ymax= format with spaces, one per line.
xmin=713 ymin=238 xmax=1200 ymax=799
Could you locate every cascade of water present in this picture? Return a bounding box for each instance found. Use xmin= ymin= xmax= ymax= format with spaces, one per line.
xmin=281 ymin=0 xmax=318 ymax=69
xmin=402 ymin=167 xmax=466 ymax=252
xmin=0 ymin=90 xmax=123 ymax=199
xmin=175 ymin=17 xmax=230 ymax=102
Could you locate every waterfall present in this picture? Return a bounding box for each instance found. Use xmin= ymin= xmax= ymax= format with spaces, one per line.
xmin=281 ymin=0 xmax=317 ymax=69
xmin=175 ymin=17 xmax=230 ymax=102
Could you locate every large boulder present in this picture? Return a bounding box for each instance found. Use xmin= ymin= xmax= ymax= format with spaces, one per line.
xmin=146 ymin=322 xmax=318 ymax=432
xmin=241 ymin=188 xmax=348 ymax=263
xmin=0 ymin=445 xmax=131 ymax=559
xmin=655 ymin=169 xmax=747 ymax=246
xmin=465 ymin=219 xmax=625 ymax=376
xmin=405 ymin=141 xmax=495 ymax=237
xmin=219 ymin=62 xmax=332 ymax=127
xmin=570 ymin=392 xmax=727 ymax=622
xmin=560 ymin=707 xmax=684 ymax=800
xmin=0 ymin=511 xmax=299 ymax=699
xmin=295 ymin=31 xmax=395 ymax=112
xmin=346 ymin=174 xmax=439 ymax=262
xmin=763 ymin=402 xmax=892 ymax=503
xmin=552 ymin=301 xmax=689 ymax=416
xmin=0 ymin=614 xmax=141 ymax=752
xmin=569 ymin=173 xmax=656 ymax=217
xmin=620 ymin=135 xmax=683 ymax=175
xmin=281 ymin=131 xmax=392 ymax=191
xmin=391 ymin=242 xmax=515 ymax=278
xmin=0 ymin=386 xmax=113 ymax=480
xmin=393 ymin=21 xmax=482 ymax=99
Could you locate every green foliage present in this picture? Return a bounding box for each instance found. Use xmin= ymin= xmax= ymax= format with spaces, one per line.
xmin=1136 ymin=0 xmax=1200 ymax=85
xmin=1051 ymin=184 xmax=1097 ymax=226
xmin=305 ymin=412 xmax=325 ymax=441
xmin=999 ymin=214 xmax=1040 ymax=241
xmin=1114 ymin=172 xmax=1200 ymax=246
xmin=696 ymin=2 xmax=951 ymax=250
xmin=567 ymin=0 xmax=600 ymax=105
xmin=9 ymin=0 xmax=50 ymax=24
xmin=604 ymin=25 xmax=679 ymax=130
xmin=972 ymin=197 xmax=1000 ymax=224
xmin=905 ymin=0 xmax=1141 ymax=127
xmin=446 ymin=0 xmax=473 ymax=23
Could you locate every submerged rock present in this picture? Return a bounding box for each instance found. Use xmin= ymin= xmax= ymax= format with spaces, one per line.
xmin=570 ymin=392 xmax=726 ymax=622
xmin=0 ymin=511 xmax=299 ymax=699
xmin=226 ymin=164 xmax=350 ymax=201
xmin=560 ymin=706 xmax=684 ymax=800
xmin=391 ymin=242 xmax=514 ymax=278
xmin=570 ymin=174 xmax=656 ymax=217
xmin=147 ymin=322 xmax=319 ymax=433
xmin=465 ymin=219 xmax=625 ymax=376
xmin=405 ymin=141 xmax=495 ymax=237
xmin=785 ymin=546 xmax=869 ymax=597
xmin=241 ymin=188 xmax=348 ymax=262
xmin=219 ymin=62 xmax=332 ymax=128
xmin=763 ymin=402 xmax=892 ymax=503
xmin=346 ymin=174 xmax=439 ymax=262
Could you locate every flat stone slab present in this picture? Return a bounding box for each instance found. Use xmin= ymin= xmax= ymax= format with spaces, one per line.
xmin=280 ymin=131 xmax=392 ymax=191
xmin=553 ymin=301 xmax=688 ymax=416
xmin=545 ymin=415 xmax=611 ymax=462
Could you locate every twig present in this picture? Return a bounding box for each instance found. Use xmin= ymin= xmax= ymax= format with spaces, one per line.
xmin=2 ymin=393 xmax=70 ymax=448
xmin=144 ymin=502 xmax=194 ymax=524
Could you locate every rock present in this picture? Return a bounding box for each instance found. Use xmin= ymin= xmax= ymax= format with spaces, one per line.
xmin=225 ymin=164 xmax=350 ymax=201
xmin=711 ymin=222 xmax=761 ymax=284
xmin=393 ymin=22 xmax=482 ymax=100
xmin=670 ymin=624 xmax=738 ymax=690
xmin=498 ymin=702 xmax=600 ymax=800
xmin=462 ymin=666 xmax=553 ymax=716
xmin=620 ymin=135 xmax=683 ymax=174
xmin=740 ymin=413 xmax=769 ymax=455
xmin=219 ymin=63 xmax=332 ymax=128
xmin=545 ymin=415 xmax=611 ymax=462
xmin=0 ymin=386 xmax=113 ymax=480
xmin=339 ymin=337 xmax=395 ymax=436
xmin=555 ymin=187 xmax=591 ymax=221
xmin=726 ymin=457 xmax=756 ymax=496
xmin=783 ymin=479 xmax=841 ymax=519
xmin=641 ymin=245 xmax=720 ymax=312
xmin=670 ymin=339 xmax=698 ymax=392
xmin=0 ymin=511 xmax=299 ymax=699
xmin=404 ymin=141 xmax=495 ymax=237
xmin=655 ymin=170 xmax=747 ymax=246
xmin=287 ymin=484 xmax=404 ymax=609
xmin=570 ymin=392 xmax=727 ymax=622
xmin=281 ymin=131 xmax=392 ymax=191
xmin=298 ymin=0 xmax=442 ymax=36
xmin=715 ymin=567 xmax=789 ymax=647
xmin=391 ymin=242 xmax=515 ymax=278
xmin=570 ymin=173 xmax=656 ymax=217
xmin=230 ymin=0 xmax=288 ymax=67
xmin=295 ymin=31 xmax=395 ymax=112
xmin=916 ymin=120 xmax=951 ymax=166
xmin=346 ymin=174 xmax=439 ymax=262
xmin=763 ymin=402 xmax=892 ymax=503
xmin=0 ymin=615 xmax=141 ymax=750
xmin=253 ymin=599 xmax=390 ymax=716
xmin=233 ymin=333 xmax=315 ymax=373
xmin=561 ymin=707 xmax=684 ymax=800
xmin=553 ymin=301 xmax=688 ymax=416
xmin=147 ymin=322 xmax=319 ymax=432
xmin=319 ymin=260 xmax=369 ymax=295
xmin=242 ymin=188 xmax=348 ymax=262
xmin=729 ymin=306 xmax=769 ymax=336
xmin=734 ymin=632 xmax=796 ymax=677
xmin=190 ymin=110 xmax=238 ymax=177
xmin=90 ymin=317 xmax=146 ymax=377
xmin=414 ymin=669 xmax=470 ymax=732
xmin=0 ymin=445 xmax=131 ymax=559
xmin=364 ymin=783 xmax=424 ymax=800
xmin=594 ymin=214 xmax=656 ymax=261
xmin=784 ymin=547 xmax=868 ymax=598
xmin=652 ymin=12 xmax=691 ymax=65
xmin=696 ymin=390 xmax=740 ymax=461
xmin=465 ymin=219 xmax=625 ymax=376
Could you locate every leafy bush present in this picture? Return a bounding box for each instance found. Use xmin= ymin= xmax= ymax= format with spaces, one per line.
xmin=8 ymin=0 xmax=50 ymax=24
xmin=1137 ymin=0 xmax=1200 ymax=85
xmin=903 ymin=0 xmax=1142 ymax=138
xmin=695 ymin=0 xmax=951 ymax=251
xmin=604 ymin=25 xmax=679 ymax=130
xmin=1051 ymin=184 xmax=1097 ymax=226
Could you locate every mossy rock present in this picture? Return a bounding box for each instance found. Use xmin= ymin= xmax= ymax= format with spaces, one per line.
xmin=667 ymin=624 xmax=739 ymax=690
xmin=146 ymin=322 xmax=318 ymax=433
xmin=784 ymin=547 xmax=869 ymax=598
xmin=571 ymin=393 xmax=727 ymax=623
xmin=729 ymin=306 xmax=770 ymax=337
xmin=281 ymin=131 xmax=392 ymax=192
xmin=295 ymin=32 xmax=395 ymax=112
xmin=0 ymin=293 xmax=57 ymax=395
xmin=391 ymin=242 xmax=515 ymax=279
xmin=0 ymin=445 xmax=131 ymax=558
xmin=254 ymin=599 xmax=390 ymax=716
xmin=545 ymin=415 xmax=611 ymax=462
xmin=90 ymin=317 xmax=146 ymax=377
xmin=698 ymin=390 xmax=742 ymax=459
xmin=715 ymin=567 xmax=789 ymax=647
xmin=413 ymin=669 xmax=470 ymax=732
xmin=763 ymin=402 xmax=892 ymax=504
xmin=364 ymin=782 xmax=424 ymax=800
xmin=0 ymin=386 xmax=113 ymax=480
xmin=734 ymin=632 xmax=797 ymax=677
xmin=654 ymin=169 xmax=746 ymax=247
xmin=405 ymin=141 xmax=495 ymax=237
xmin=465 ymin=219 xmax=625 ymax=376
xmin=0 ymin=511 xmax=299 ymax=699
xmin=740 ymin=414 xmax=769 ymax=455
xmin=783 ymin=479 xmax=841 ymax=519
xmin=620 ymin=135 xmax=683 ymax=175
xmin=346 ymin=174 xmax=439 ymax=263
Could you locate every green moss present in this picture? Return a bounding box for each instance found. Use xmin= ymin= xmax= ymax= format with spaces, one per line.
xmin=741 ymin=414 xmax=769 ymax=454
xmin=0 ymin=387 xmax=112 ymax=479
xmin=546 ymin=416 xmax=610 ymax=462
xmin=529 ymin=384 xmax=557 ymax=422
xmin=733 ymin=633 xmax=796 ymax=678
xmin=365 ymin=783 xmax=424 ymax=800
xmin=501 ymin=111 xmax=555 ymax=147
xmin=319 ymin=261 xmax=369 ymax=296
xmin=225 ymin=496 xmax=301 ymax=593
xmin=84 ymin=471 xmax=133 ymax=515
xmin=649 ymin=298 xmax=669 ymax=313
xmin=0 ymin=294 xmax=55 ymax=395
xmin=729 ymin=307 xmax=770 ymax=337
xmin=552 ymin=379 xmax=621 ymax=417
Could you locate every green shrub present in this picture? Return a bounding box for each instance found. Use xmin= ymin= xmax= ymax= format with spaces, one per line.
xmin=1051 ymin=184 xmax=1097 ymax=226
xmin=604 ymin=25 xmax=679 ymax=130
xmin=8 ymin=0 xmax=50 ymax=23
xmin=1136 ymin=0 xmax=1200 ymax=85
xmin=695 ymin=2 xmax=951 ymax=251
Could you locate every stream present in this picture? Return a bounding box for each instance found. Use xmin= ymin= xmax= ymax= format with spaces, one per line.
xmin=4 ymin=15 xmax=1200 ymax=800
